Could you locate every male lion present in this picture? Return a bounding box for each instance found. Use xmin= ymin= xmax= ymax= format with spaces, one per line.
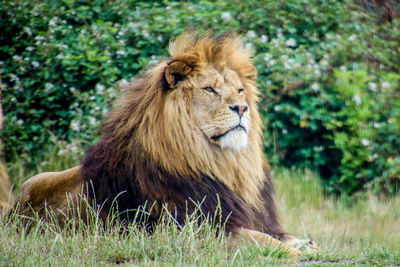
xmin=10 ymin=33 xmax=316 ymax=256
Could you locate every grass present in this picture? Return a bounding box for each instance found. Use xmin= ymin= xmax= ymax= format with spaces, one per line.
xmin=274 ymin=168 xmax=400 ymax=266
xmin=1 ymin=146 xmax=400 ymax=266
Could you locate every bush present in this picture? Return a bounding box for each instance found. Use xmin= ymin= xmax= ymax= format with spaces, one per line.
xmin=1 ymin=0 xmax=399 ymax=195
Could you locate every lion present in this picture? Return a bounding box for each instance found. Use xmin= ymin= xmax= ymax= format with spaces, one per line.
xmin=8 ymin=33 xmax=317 ymax=257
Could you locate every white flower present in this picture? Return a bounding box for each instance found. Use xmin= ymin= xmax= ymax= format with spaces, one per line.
xmin=41 ymin=161 xmax=49 ymax=167
xmin=24 ymin=27 xmax=32 ymax=36
xmin=264 ymin=53 xmax=272 ymax=62
xmin=280 ymin=54 xmax=288 ymax=61
xmin=70 ymin=145 xmax=78 ymax=153
xmin=352 ymin=95 xmax=361 ymax=105
xmin=265 ymin=80 xmax=272 ymax=85
xmin=10 ymin=74 xmax=19 ymax=82
xmin=320 ymin=59 xmax=329 ymax=67
xmin=35 ymin=35 xmax=44 ymax=41
xmin=71 ymin=121 xmax=80 ymax=131
xmin=119 ymin=79 xmax=129 ymax=86
xmin=311 ymin=82 xmax=320 ymax=92
xmin=339 ymin=65 xmax=347 ymax=72
xmin=142 ymin=30 xmax=149 ymax=38
xmin=89 ymin=117 xmax=97 ymax=126
xmin=381 ymin=81 xmax=390 ymax=89
xmin=314 ymin=68 xmax=321 ymax=76
xmin=260 ymin=35 xmax=268 ymax=43
xmin=267 ymin=59 xmax=276 ymax=67
xmin=49 ymin=19 xmax=57 ymax=27
xmin=277 ymin=28 xmax=283 ymax=38
xmin=282 ymin=129 xmax=288 ymax=134
xmin=17 ymin=119 xmax=24 ymax=125
xmin=116 ymin=50 xmax=126 ymax=56
xmin=361 ymin=138 xmax=370 ymax=146
xmin=247 ymin=30 xmax=256 ymax=39
xmin=26 ymin=46 xmax=34 ymax=52
xmin=368 ymin=82 xmax=377 ymax=92
xmin=13 ymin=55 xmax=22 ymax=61
xmin=45 ymin=83 xmax=54 ymax=92
xmin=32 ymin=61 xmax=40 ymax=68
xmin=368 ymin=153 xmax=378 ymax=161
xmin=157 ymin=35 xmax=163 ymax=42
xmin=284 ymin=58 xmax=296 ymax=70
xmin=284 ymin=61 xmax=292 ymax=70
xmin=221 ymin=12 xmax=231 ymax=20
xmin=373 ymin=122 xmax=381 ymax=128
xmin=348 ymin=35 xmax=356 ymax=41
xmin=96 ymin=83 xmax=105 ymax=93
xmin=274 ymin=105 xmax=281 ymax=111
xmin=244 ymin=43 xmax=253 ymax=51
xmin=285 ymin=38 xmax=296 ymax=47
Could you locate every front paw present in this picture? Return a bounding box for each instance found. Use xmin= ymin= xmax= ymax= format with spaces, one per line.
xmin=284 ymin=237 xmax=319 ymax=254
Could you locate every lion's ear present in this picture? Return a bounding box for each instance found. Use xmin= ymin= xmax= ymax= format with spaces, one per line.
xmin=165 ymin=60 xmax=192 ymax=89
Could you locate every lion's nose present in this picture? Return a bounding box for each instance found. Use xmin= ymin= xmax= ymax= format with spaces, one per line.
xmin=229 ymin=105 xmax=248 ymax=117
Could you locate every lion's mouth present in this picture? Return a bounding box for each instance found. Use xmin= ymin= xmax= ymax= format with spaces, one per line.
xmin=211 ymin=124 xmax=247 ymax=141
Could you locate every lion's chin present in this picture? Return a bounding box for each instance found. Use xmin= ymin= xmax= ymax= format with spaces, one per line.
xmin=219 ymin=128 xmax=248 ymax=150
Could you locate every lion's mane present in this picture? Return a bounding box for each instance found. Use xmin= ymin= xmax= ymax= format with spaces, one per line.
xmin=81 ymin=33 xmax=285 ymax=237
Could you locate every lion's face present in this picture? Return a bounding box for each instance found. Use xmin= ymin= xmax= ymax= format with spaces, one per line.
xmin=191 ymin=66 xmax=251 ymax=150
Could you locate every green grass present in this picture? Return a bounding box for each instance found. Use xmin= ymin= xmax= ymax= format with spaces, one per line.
xmin=1 ymin=146 xmax=400 ymax=266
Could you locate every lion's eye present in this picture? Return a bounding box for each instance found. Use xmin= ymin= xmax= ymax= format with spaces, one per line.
xmin=203 ymin=87 xmax=217 ymax=95
xmin=238 ymin=88 xmax=244 ymax=94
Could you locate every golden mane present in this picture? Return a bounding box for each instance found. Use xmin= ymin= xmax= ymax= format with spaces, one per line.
xmin=107 ymin=33 xmax=265 ymax=208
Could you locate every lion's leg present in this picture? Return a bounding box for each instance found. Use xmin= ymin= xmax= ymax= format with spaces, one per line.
xmin=281 ymin=235 xmax=319 ymax=253
xmin=0 ymin=104 xmax=13 ymax=212
xmin=0 ymin=158 xmax=13 ymax=212
xmin=233 ymin=228 xmax=302 ymax=257
xmin=13 ymin=166 xmax=84 ymax=226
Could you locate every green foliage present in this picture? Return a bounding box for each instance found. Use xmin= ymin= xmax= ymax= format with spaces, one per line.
xmin=1 ymin=0 xmax=399 ymax=195
xmin=329 ymin=69 xmax=400 ymax=194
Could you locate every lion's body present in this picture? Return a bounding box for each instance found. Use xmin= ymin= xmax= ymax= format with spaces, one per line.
xmin=15 ymin=166 xmax=82 ymax=222
xmin=9 ymin=33 xmax=317 ymax=257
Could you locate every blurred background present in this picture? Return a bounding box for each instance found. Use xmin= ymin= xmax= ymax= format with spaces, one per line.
xmin=1 ymin=0 xmax=399 ymax=197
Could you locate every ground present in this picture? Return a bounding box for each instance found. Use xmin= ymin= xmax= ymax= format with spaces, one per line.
xmin=1 ymin=147 xmax=399 ymax=266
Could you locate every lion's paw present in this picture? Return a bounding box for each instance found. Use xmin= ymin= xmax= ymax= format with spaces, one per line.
xmin=284 ymin=237 xmax=319 ymax=254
